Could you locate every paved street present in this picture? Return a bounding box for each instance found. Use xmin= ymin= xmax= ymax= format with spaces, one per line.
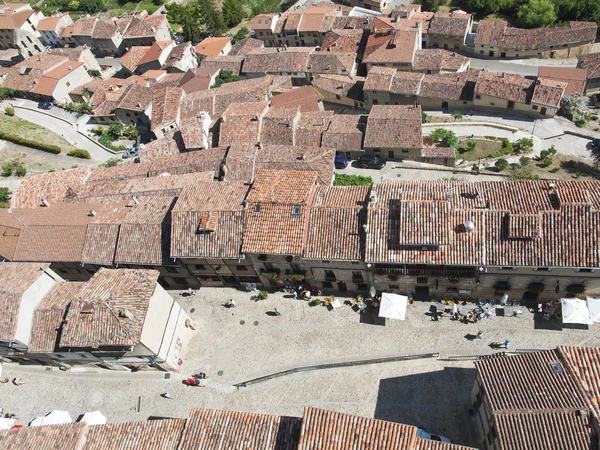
xmin=1 ymin=100 xmax=114 ymax=162
xmin=1 ymin=287 xmax=599 ymax=447
xmin=470 ymin=56 xmax=578 ymax=76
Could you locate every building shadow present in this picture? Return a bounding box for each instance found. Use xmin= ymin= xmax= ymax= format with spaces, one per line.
xmin=374 ymin=366 xmax=478 ymax=447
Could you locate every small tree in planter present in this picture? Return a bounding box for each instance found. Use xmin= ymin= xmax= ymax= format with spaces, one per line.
xmin=309 ymin=299 xmax=322 ymax=306
xmin=258 ymin=290 xmax=269 ymax=300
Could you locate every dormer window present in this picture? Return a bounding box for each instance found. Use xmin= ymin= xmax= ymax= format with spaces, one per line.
xmin=255 ymin=203 xmax=261 ymax=212
xmin=292 ymin=206 xmax=301 ymax=216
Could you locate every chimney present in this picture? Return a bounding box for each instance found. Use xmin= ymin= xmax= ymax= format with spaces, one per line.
xmin=88 ymin=209 xmax=96 ymax=216
xmin=41 ymin=198 xmax=50 ymax=207
xmin=132 ymin=195 xmax=139 ymax=204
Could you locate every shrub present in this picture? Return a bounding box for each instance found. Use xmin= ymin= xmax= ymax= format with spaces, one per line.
xmin=14 ymin=164 xmax=26 ymax=177
xmin=519 ymin=156 xmax=530 ymax=167
xmin=573 ymin=114 xmax=588 ymax=127
xmin=514 ymin=137 xmax=534 ymax=153
xmin=258 ymin=290 xmax=268 ymax=300
xmin=233 ymin=26 xmax=250 ymax=41
xmin=591 ymin=115 xmax=599 ymax=121
xmin=0 ymin=131 xmax=61 ymax=154
xmin=484 ymin=136 xmax=497 ymax=141
xmin=309 ymin=299 xmax=322 ymax=306
xmin=0 ymin=187 xmax=10 ymax=207
xmin=108 ymin=121 xmax=124 ymax=139
xmin=429 ymin=128 xmax=459 ymax=148
xmin=67 ymin=149 xmax=91 ymax=159
xmin=0 ymin=88 xmax=15 ymax=100
xmin=4 ymin=106 xmax=14 ymax=116
xmin=101 ymin=158 xmax=120 ymax=168
xmin=495 ymin=158 xmax=509 ymax=171
xmin=452 ymin=111 xmax=463 ymax=121
xmin=334 ymin=174 xmax=373 ymax=186
xmin=541 ymin=157 xmax=553 ymax=167
xmin=467 ymin=140 xmax=477 ymax=151
xmin=489 ymin=139 xmax=514 ymax=158
xmin=1 ymin=162 xmax=13 ymax=177
xmin=472 ymin=163 xmax=479 ymax=172
xmin=422 ymin=111 xmax=428 ymax=123
xmin=550 ymin=167 xmax=560 ymax=173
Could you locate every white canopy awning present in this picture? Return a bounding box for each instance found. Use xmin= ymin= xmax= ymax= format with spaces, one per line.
xmin=587 ymin=297 xmax=600 ymax=323
xmin=379 ymin=293 xmax=408 ymax=320
xmin=0 ymin=418 xmax=15 ymax=430
xmin=561 ymin=298 xmax=593 ymax=325
xmin=80 ymin=411 xmax=107 ymax=425
xmin=30 ymin=410 xmax=72 ymax=427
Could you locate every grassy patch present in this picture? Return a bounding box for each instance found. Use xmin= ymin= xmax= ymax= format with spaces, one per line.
xmin=560 ymin=159 xmax=600 ymax=179
xmin=334 ymin=174 xmax=373 ymax=186
xmin=0 ymin=114 xmax=72 ymax=149
xmin=456 ymin=139 xmax=503 ymax=161
xmin=98 ymin=134 xmax=126 ymax=152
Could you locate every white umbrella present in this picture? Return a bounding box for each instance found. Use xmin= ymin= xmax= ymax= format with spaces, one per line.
xmin=30 ymin=410 xmax=72 ymax=427
xmin=561 ymin=298 xmax=593 ymax=325
xmin=587 ymin=297 xmax=600 ymax=323
xmin=80 ymin=411 xmax=107 ymax=425
xmin=379 ymin=293 xmax=408 ymax=320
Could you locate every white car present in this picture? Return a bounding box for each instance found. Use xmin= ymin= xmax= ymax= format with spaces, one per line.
xmin=416 ymin=429 xmax=451 ymax=443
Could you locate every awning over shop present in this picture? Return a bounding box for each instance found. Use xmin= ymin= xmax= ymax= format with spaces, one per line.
xmin=379 ymin=293 xmax=408 ymax=321
xmin=561 ymin=298 xmax=592 ymax=325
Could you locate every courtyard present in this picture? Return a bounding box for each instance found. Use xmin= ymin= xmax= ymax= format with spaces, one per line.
xmin=1 ymin=287 xmax=599 ymax=446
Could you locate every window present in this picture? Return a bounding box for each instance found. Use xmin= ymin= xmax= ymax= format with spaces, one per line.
xmin=325 ymin=270 xmax=336 ymax=281
xmin=578 ymin=268 xmax=594 ymax=273
xmin=174 ymin=278 xmax=187 ymax=285
xmin=416 ymin=276 xmax=428 ymax=284
xmin=336 ymin=94 xmax=341 ymax=100
xmin=195 ymin=264 xmax=206 ymax=270
xmin=501 ymin=267 xmax=514 ymax=270
xmin=480 ymin=50 xmax=484 ymax=54
xmin=258 ymin=31 xmax=264 ymax=36
xmin=401 ymin=149 xmax=409 ymax=153
xmin=490 ymin=102 xmax=495 ymax=106
xmin=532 ymin=105 xmax=538 ymax=110
xmin=374 ymin=148 xmax=380 ymax=152
xmin=134 ymin=112 xmax=139 ymax=117
xmin=166 ymin=267 xmax=178 ymax=274
xmin=322 ymin=260 xmax=330 ymax=263
xmin=255 ymin=204 xmax=261 ymax=212
xmin=292 ymin=206 xmax=301 ymax=216
xmin=236 ymin=266 xmax=248 ymax=271
xmin=372 ymin=99 xmax=378 ymax=105
xmin=125 ymin=113 xmax=131 ymax=117
xmin=352 ymin=261 xmax=360 ymax=265
xmin=536 ymin=267 xmax=551 ymax=271
xmin=322 ymin=281 xmax=333 ymax=288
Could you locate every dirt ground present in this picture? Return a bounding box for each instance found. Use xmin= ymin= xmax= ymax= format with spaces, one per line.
xmin=0 ymin=141 xmax=96 ymax=179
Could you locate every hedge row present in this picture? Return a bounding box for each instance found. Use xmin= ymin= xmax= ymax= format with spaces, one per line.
xmin=0 ymin=130 xmax=61 ymax=154
xmin=67 ymin=149 xmax=91 ymax=159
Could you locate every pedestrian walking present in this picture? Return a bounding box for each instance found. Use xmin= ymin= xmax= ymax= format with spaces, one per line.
xmin=274 ymin=308 xmax=281 ymax=316
xmin=477 ymin=330 xmax=483 ymax=340
xmin=504 ymin=339 xmax=511 ymax=349
xmin=161 ymin=392 xmax=172 ymax=399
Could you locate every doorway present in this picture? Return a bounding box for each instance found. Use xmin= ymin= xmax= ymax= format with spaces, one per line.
xmin=489 ymin=51 xmax=494 ymax=57
xmin=414 ymin=286 xmax=430 ymax=301
xmin=442 ymin=101 xmax=449 ymax=109
xmin=501 ymin=52 xmax=506 ymax=58
xmin=508 ymin=101 xmax=515 ymax=109
xmin=540 ymin=107 xmax=547 ymax=116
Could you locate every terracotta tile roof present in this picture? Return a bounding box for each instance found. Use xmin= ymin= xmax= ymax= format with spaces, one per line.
xmin=91 ymin=19 xmax=118 ymax=39
xmin=60 ymin=23 xmax=74 ymax=38
xmin=0 ymin=423 xmax=88 ymax=449
xmin=531 ymin=78 xmax=566 ymax=108
xmin=82 ymin=419 xmax=186 ymax=450
xmin=271 ymin=86 xmax=321 ymax=113
xmin=428 ymin=11 xmax=471 ymax=37
xmin=36 ymin=14 xmax=67 ymax=32
xmin=252 ymin=14 xmax=277 ymax=31
xmin=138 ymin=40 xmax=174 ymax=66
xmin=151 ymin=86 xmax=183 ymax=132
xmin=366 ymin=180 xmax=600 ymax=267
xmin=219 ymin=101 xmax=267 ymax=147
xmin=321 ymin=29 xmax=365 ymax=53
xmin=307 ymin=52 xmax=355 ymax=75
xmin=243 ymin=169 xmax=317 ymax=255
xmin=31 ymin=61 xmax=84 ymax=96
xmin=243 ymin=48 xmax=312 ymax=74
xmin=256 ymin=144 xmax=335 ymax=185
xmin=115 ymin=83 xmax=152 ymax=112
xmin=229 ymin=37 xmax=264 ymax=57
xmin=475 ymin=71 xmax=533 ymax=103
xmin=72 ymin=16 xmax=97 ymax=36
xmin=475 ymin=20 xmax=597 ymax=51
xmin=0 ymin=262 xmax=50 ymax=341
xmin=28 ymin=281 xmax=86 ymax=353
xmin=0 ymin=210 xmax=22 ymax=261
xmin=81 ymin=223 xmax=120 ymax=264
xmin=419 ymin=70 xmax=477 ymax=100
xmin=422 ymin=141 xmax=457 ymax=159
xmin=140 ymin=132 xmax=183 ymax=159
xmin=163 ymin=41 xmax=192 ymax=67
xmin=195 ymin=37 xmax=231 ymax=57
xmin=11 ymin=167 xmax=90 ymax=209
xmin=220 ymin=145 xmax=257 ymax=182
xmin=260 ymin=105 xmax=301 ymax=146
xmin=171 ymin=182 xmax=249 ymax=258
xmin=363 ymin=65 xmax=395 ymax=91
xmin=59 ymin=268 xmax=159 ymax=348
xmin=322 ymin=114 xmax=366 ymax=151
xmin=295 ymin=110 xmax=332 ymax=147
xmin=119 ymin=46 xmax=151 ymax=73
xmin=199 ymin=55 xmax=244 ymax=76
xmin=363 ymin=30 xmax=417 ymax=65
xmin=123 ymin=15 xmax=166 ymax=39
xmin=305 ymin=186 xmax=368 ymax=260
xmin=558 ymin=346 xmax=600 ymax=415
xmin=297 ymin=407 xmax=418 ymax=449
xmin=364 ymin=104 xmax=422 ymax=149
xmin=413 ymin=49 xmax=470 ymax=72
xmin=178 ymin=408 xmax=302 ymax=450
xmin=312 ymin=74 xmax=364 ymax=102
xmin=538 ymin=66 xmax=587 ymax=96
xmin=332 ymin=15 xmax=372 ymax=30
xmin=493 ymin=411 xmax=597 ymax=450
xmin=577 ymin=53 xmax=600 ymax=79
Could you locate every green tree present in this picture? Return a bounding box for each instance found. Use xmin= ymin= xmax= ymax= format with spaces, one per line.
xmin=495 ymin=158 xmax=509 ymax=171
xmin=212 ymin=70 xmax=241 ymax=87
xmin=197 ymin=0 xmax=226 ymax=36
xmin=418 ymin=0 xmax=440 ymax=13
xmin=429 ymin=128 xmax=459 ymax=148
xmin=554 ymin=0 xmax=600 ymax=27
xmin=222 ymin=0 xmax=244 ymax=28
xmin=79 ymin=0 xmax=103 ymax=14
xmin=519 ymin=156 xmax=530 ymax=167
xmin=108 ymin=121 xmax=124 ymax=139
xmin=333 ymin=174 xmax=373 ymax=186
xmin=0 ymin=187 xmax=10 ymax=207
xmin=233 ymin=26 xmax=249 ymax=41
xmin=4 ymin=106 xmax=14 ymax=116
xmin=517 ymin=0 xmax=556 ymax=28
xmin=514 ymin=137 xmax=534 ymax=153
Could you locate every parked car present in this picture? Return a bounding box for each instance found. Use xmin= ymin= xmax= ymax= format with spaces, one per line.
xmin=334 ymin=154 xmax=349 ymax=169
xmin=590 ymin=138 xmax=600 ymax=150
xmin=38 ymin=101 xmax=53 ymax=110
xmin=416 ymin=429 xmax=451 ymax=443
xmin=357 ymin=154 xmax=386 ymax=169
xmin=129 ymin=146 xmax=140 ymax=156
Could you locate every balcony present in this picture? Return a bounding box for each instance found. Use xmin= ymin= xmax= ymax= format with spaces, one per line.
xmin=375 ymin=266 xmax=477 ymax=278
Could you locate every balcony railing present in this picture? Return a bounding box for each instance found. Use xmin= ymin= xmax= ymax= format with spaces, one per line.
xmin=375 ymin=267 xmax=477 ymax=278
